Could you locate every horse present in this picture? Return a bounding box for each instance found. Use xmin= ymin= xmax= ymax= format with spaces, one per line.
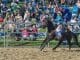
xmin=40 ymin=19 xmax=80 ymax=51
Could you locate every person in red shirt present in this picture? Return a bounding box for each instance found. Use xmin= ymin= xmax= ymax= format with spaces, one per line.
xmin=21 ymin=28 xmax=30 ymax=40
xmin=0 ymin=15 xmax=4 ymax=23
xmin=31 ymin=24 xmax=38 ymax=40
xmin=32 ymin=24 xmax=38 ymax=33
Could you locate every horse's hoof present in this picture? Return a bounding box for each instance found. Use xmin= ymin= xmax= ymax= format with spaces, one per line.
xmin=69 ymin=48 xmax=71 ymax=52
xmin=52 ymin=48 xmax=56 ymax=51
xmin=43 ymin=50 xmax=48 ymax=52
xmin=40 ymin=50 xmax=42 ymax=51
xmin=16 ymin=40 xmax=20 ymax=41
xmin=39 ymin=47 xmax=42 ymax=51
xmin=78 ymin=45 xmax=80 ymax=47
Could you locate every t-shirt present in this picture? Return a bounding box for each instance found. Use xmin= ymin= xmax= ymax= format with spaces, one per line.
xmin=72 ymin=5 xmax=78 ymax=14
xmin=22 ymin=29 xmax=30 ymax=37
xmin=0 ymin=17 xmax=4 ymax=22
xmin=76 ymin=3 xmax=80 ymax=8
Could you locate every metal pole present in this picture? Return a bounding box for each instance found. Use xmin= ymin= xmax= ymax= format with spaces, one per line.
xmin=3 ymin=28 xmax=6 ymax=48
xmin=45 ymin=28 xmax=50 ymax=47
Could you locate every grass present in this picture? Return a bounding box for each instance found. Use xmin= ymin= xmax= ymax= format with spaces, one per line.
xmin=0 ymin=37 xmax=80 ymax=48
xmin=0 ymin=34 xmax=80 ymax=47
xmin=0 ymin=38 xmax=58 ymax=47
xmin=38 ymin=28 xmax=47 ymax=32
xmin=0 ymin=27 xmax=80 ymax=47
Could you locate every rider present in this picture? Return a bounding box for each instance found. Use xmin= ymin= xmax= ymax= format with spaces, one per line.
xmin=55 ymin=23 xmax=69 ymax=45
xmin=55 ymin=23 xmax=64 ymax=39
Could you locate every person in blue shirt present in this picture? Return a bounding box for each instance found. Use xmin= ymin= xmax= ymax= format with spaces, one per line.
xmin=72 ymin=5 xmax=79 ymax=16
xmin=55 ymin=11 xmax=63 ymax=24
xmin=25 ymin=0 xmax=31 ymax=3
xmin=2 ymin=0 xmax=8 ymax=5
xmin=61 ymin=7 xmax=72 ymax=22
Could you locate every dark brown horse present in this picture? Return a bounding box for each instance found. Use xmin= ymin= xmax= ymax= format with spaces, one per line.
xmin=40 ymin=19 xmax=80 ymax=51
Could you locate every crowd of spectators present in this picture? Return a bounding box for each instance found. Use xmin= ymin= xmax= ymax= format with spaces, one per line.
xmin=0 ymin=0 xmax=80 ymax=40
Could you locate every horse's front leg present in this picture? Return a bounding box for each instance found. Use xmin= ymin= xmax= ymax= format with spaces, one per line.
xmin=67 ymin=39 xmax=72 ymax=51
xmin=40 ymin=33 xmax=55 ymax=51
xmin=52 ymin=38 xmax=63 ymax=51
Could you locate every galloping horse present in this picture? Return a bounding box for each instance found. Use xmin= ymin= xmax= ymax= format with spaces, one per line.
xmin=40 ymin=19 xmax=80 ymax=51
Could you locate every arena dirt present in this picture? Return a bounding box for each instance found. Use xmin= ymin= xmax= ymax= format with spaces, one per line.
xmin=0 ymin=48 xmax=80 ymax=60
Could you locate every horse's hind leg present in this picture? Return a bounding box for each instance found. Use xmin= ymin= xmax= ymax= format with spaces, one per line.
xmin=67 ymin=39 xmax=72 ymax=50
xmin=74 ymin=35 xmax=80 ymax=47
xmin=75 ymin=39 xmax=80 ymax=47
xmin=52 ymin=39 xmax=63 ymax=50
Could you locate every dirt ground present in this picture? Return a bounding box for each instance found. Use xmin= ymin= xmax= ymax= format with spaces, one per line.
xmin=0 ymin=48 xmax=80 ymax=60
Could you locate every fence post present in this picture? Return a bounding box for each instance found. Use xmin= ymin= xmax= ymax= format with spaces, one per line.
xmin=3 ymin=28 xmax=6 ymax=48
xmin=46 ymin=28 xmax=50 ymax=48
xmin=47 ymin=34 xmax=50 ymax=48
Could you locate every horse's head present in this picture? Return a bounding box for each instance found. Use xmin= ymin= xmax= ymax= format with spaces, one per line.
xmin=41 ymin=17 xmax=53 ymax=28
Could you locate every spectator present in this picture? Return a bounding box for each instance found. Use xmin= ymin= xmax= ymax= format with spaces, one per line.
xmin=32 ymin=24 xmax=38 ymax=36
xmin=2 ymin=0 xmax=8 ymax=5
xmin=15 ymin=12 xmax=22 ymax=23
xmin=4 ymin=16 xmax=15 ymax=31
xmin=61 ymin=0 xmax=65 ymax=4
xmin=76 ymin=0 xmax=80 ymax=16
xmin=21 ymin=28 xmax=30 ymax=40
xmin=0 ymin=0 xmax=80 ymax=41
xmin=61 ymin=7 xmax=72 ymax=22
xmin=19 ymin=3 xmax=27 ymax=18
xmin=72 ymin=5 xmax=79 ymax=16
xmin=15 ymin=0 xmax=19 ymax=4
xmin=11 ymin=1 xmax=20 ymax=13
xmin=29 ymin=24 xmax=38 ymax=40
xmin=70 ymin=16 xmax=80 ymax=31
xmin=0 ymin=15 xmax=4 ymax=23
xmin=24 ymin=10 xmax=30 ymax=21
xmin=55 ymin=11 xmax=63 ymax=24
xmin=1 ymin=4 xmax=8 ymax=18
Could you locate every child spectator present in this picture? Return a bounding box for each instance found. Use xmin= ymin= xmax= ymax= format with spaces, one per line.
xmin=76 ymin=0 xmax=80 ymax=16
xmin=32 ymin=24 xmax=38 ymax=35
xmin=30 ymin=24 xmax=38 ymax=40
xmin=24 ymin=10 xmax=30 ymax=21
xmin=21 ymin=28 xmax=30 ymax=40
xmin=0 ymin=15 xmax=4 ymax=23
xmin=55 ymin=11 xmax=63 ymax=24
xmin=72 ymin=5 xmax=79 ymax=16
xmin=15 ymin=12 xmax=22 ymax=23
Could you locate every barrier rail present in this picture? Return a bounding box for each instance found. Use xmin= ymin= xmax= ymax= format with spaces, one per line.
xmin=0 ymin=22 xmax=80 ymax=47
